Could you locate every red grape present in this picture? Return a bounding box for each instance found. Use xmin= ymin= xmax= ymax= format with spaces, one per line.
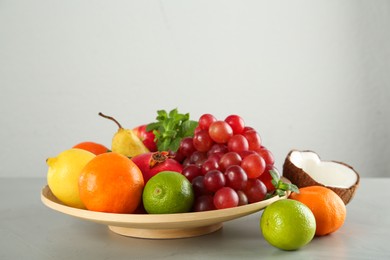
xmin=193 ymin=195 xmax=216 ymax=212
xmin=237 ymin=190 xmax=249 ymax=206
xmin=244 ymin=179 xmax=267 ymax=203
xmin=207 ymin=143 xmax=228 ymax=156
xmin=184 ymin=113 xmax=278 ymax=212
xmin=242 ymin=130 xmax=262 ymax=151
xmin=173 ymin=150 xmax=185 ymax=163
xmin=238 ymin=150 xmax=257 ymax=159
xmin=259 ymin=165 xmax=280 ymax=192
xmin=194 ymin=125 xmax=202 ymax=134
xmin=182 ymin=157 xmax=192 ymax=167
xmin=201 ymin=159 xmax=220 ymax=175
xmin=179 ymin=137 xmax=196 ymax=157
xmin=241 ymin=153 xmax=266 ymax=178
xmin=207 ymin=152 xmax=224 ymax=164
xmin=208 ymin=121 xmax=233 ymax=143
xmin=242 ymin=126 xmax=254 ymax=133
xmin=198 ymin=114 xmax=217 ymax=130
xmin=227 ymin=134 xmax=249 ymax=153
xmin=192 ymin=176 xmax=212 ymax=196
xmin=182 ymin=164 xmax=202 ymax=182
xmin=190 ymin=151 xmax=207 ymax=167
xmin=193 ymin=130 xmax=214 ymax=152
xmin=224 ymin=165 xmax=248 ymax=190
xmin=213 ymin=187 xmax=239 ymax=209
xmin=255 ymin=146 xmax=275 ymax=165
xmin=225 ymin=115 xmax=245 ymax=134
xmin=219 ymin=152 xmax=242 ymax=172
xmin=203 ymin=170 xmax=226 ymax=192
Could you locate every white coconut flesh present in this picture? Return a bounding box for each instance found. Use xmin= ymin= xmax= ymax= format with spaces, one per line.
xmin=289 ymin=151 xmax=358 ymax=188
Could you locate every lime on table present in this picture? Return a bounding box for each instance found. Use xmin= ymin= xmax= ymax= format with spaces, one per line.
xmin=260 ymin=199 xmax=316 ymax=251
xmin=142 ymin=171 xmax=194 ymax=214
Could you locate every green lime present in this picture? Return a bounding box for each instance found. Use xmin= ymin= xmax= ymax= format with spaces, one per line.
xmin=260 ymin=199 xmax=316 ymax=251
xmin=142 ymin=171 xmax=194 ymax=214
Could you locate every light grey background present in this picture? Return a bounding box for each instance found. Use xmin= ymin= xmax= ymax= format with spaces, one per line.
xmin=1 ymin=0 xmax=389 ymax=178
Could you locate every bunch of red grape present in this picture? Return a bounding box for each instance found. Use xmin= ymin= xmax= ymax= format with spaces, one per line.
xmin=175 ymin=113 xmax=280 ymax=211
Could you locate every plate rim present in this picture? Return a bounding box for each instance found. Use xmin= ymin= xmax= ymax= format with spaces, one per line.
xmin=41 ymin=185 xmax=288 ymax=228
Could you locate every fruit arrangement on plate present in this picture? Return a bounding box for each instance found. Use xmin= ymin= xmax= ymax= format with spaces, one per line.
xmin=42 ymin=108 xmax=360 ymax=248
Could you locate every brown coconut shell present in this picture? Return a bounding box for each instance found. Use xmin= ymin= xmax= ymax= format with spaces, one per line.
xmin=283 ymin=149 xmax=360 ymax=205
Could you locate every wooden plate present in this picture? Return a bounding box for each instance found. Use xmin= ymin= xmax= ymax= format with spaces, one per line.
xmin=41 ymin=185 xmax=287 ymax=239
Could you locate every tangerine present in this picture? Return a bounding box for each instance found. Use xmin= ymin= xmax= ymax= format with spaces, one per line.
xmin=78 ymin=152 xmax=144 ymax=213
xmin=73 ymin=141 xmax=109 ymax=155
xmin=289 ymin=185 xmax=346 ymax=236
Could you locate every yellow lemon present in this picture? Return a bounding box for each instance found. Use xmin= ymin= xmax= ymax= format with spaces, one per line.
xmin=46 ymin=148 xmax=95 ymax=208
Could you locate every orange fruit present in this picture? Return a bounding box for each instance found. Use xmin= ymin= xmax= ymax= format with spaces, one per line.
xmin=73 ymin=141 xmax=109 ymax=155
xmin=289 ymin=186 xmax=346 ymax=236
xmin=78 ymin=152 xmax=144 ymax=213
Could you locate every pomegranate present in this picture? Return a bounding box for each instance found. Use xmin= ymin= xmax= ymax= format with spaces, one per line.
xmin=131 ymin=151 xmax=183 ymax=183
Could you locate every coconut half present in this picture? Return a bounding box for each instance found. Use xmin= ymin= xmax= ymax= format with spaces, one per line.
xmin=283 ymin=150 xmax=360 ymax=205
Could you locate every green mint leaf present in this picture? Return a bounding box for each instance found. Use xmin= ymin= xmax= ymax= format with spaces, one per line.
xmin=276 ymin=189 xmax=286 ymax=197
xmin=182 ymin=113 xmax=190 ymax=121
xmin=169 ymin=137 xmax=182 ymax=152
xmin=156 ymin=110 xmax=168 ymax=121
xmin=152 ymin=129 xmax=160 ymax=138
xmin=159 ymin=138 xmax=172 ymax=151
xmin=268 ymin=169 xmax=300 ymax=197
xmin=277 ymin=181 xmax=290 ymax=191
xmin=180 ymin=120 xmax=198 ymax=137
xmin=168 ymin=118 xmax=178 ymax=131
xmin=149 ymin=108 xmax=199 ymax=152
xmin=288 ymin=183 xmax=300 ymax=193
xmin=157 ymin=109 xmax=168 ymax=117
xmin=146 ymin=122 xmax=160 ymax=132
xmin=162 ymin=129 xmax=177 ymax=139
xmin=270 ymin=170 xmax=280 ymax=189
xmin=177 ymin=115 xmax=187 ymax=124
xmin=168 ymin=108 xmax=178 ymax=118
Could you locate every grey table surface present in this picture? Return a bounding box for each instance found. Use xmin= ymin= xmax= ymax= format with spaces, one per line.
xmin=0 ymin=177 xmax=389 ymax=259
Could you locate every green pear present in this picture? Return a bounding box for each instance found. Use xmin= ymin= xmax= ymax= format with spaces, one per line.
xmin=99 ymin=112 xmax=149 ymax=157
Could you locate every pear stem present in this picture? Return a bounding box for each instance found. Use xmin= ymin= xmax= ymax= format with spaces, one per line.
xmin=99 ymin=112 xmax=123 ymax=129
